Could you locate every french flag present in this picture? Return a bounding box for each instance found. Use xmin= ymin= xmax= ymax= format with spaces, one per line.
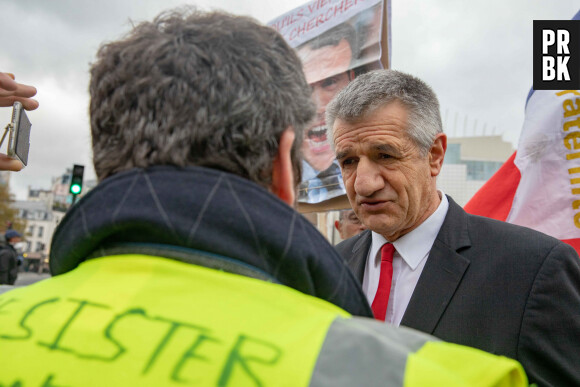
xmin=465 ymin=10 xmax=580 ymax=255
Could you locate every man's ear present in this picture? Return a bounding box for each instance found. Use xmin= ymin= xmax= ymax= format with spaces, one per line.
xmin=271 ymin=127 xmax=296 ymax=206
xmin=429 ymin=133 xmax=447 ymax=177
xmin=334 ymin=220 xmax=341 ymax=232
xmin=347 ymin=69 xmax=355 ymax=81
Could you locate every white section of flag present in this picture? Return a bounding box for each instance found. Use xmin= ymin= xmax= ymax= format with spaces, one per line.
xmin=506 ymin=90 xmax=580 ymax=240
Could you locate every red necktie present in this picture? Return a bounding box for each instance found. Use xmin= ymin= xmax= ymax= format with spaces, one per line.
xmin=371 ymin=243 xmax=395 ymax=321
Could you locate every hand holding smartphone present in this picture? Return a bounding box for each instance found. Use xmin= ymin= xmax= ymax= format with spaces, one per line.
xmin=0 ymin=101 xmax=32 ymax=168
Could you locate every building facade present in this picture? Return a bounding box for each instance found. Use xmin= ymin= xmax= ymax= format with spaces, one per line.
xmin=11 ymin=169 xmax=95 ymax=271
xmin=438 ymin=136 xmax=514 ymax=206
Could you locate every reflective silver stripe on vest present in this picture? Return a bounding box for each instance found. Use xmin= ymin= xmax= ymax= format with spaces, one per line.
xmin=310 ymin=316 xmax=437 ymax=387
xmin=0 ymin=285 xmax=15 ymax=295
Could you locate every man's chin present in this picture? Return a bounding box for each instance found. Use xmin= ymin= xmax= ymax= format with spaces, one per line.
xmin=359 ymin=214 xmax=402 ymax=239
xmin=309 ymin=143 xmax=332 ymax=154
xmin=304 ymin=152 xmax=335 ymax=171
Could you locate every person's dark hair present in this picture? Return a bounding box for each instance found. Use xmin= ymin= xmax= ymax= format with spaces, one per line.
xmin=326 ymin=70 xmax=442 ymax=155
xmin=297 ymin=23 xmax=358 ymax=63
xmin=89 ymin=8 xmax=315 ymax=188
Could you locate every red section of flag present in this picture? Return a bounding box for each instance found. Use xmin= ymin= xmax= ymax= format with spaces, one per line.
xmin=562 ymin=239 xmax=580 ymax=257
xmin=464 ymin=152 xmax=520 ymax=221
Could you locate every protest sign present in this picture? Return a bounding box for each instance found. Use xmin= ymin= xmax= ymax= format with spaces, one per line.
xmin=269 ymin=0 xmax=390 ymax=207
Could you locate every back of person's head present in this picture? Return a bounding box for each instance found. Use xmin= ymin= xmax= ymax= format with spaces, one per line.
xmin=326 ymin=69 xmax=442 ymax=155
xmin=90 ymin=8 xmax=315 ymax=188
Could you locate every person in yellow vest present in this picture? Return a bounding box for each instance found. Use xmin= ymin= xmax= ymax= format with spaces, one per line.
xmin=0 ymin=8 xmax=527 ymax=386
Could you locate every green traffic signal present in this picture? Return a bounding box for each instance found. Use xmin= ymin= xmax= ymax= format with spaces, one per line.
xmin=69 ymin=164 xmax=85 ymax=196
xmin=70 ymin=184 xmax=82 ymax=195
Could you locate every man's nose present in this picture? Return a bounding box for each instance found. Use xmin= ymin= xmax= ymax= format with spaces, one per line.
xmin=312 ymin=86 xmax=331 ymax=113
xmin=354 ymin=158 xmax=384 ymax=197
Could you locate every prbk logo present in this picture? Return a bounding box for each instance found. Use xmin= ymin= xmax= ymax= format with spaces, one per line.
xmin=533 ymin=20 xmax=580 ymax=90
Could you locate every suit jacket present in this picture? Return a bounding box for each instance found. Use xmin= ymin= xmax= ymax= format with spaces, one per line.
xmin=336 ymin=196 xmax=580 ymax=387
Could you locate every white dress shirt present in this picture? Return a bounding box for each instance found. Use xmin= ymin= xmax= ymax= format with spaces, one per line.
xmin=362 ymin=192 xmax=449 ymax=326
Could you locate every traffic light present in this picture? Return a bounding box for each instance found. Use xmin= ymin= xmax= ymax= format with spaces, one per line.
xmin=69 ymin=164 xmax=84 ymax=195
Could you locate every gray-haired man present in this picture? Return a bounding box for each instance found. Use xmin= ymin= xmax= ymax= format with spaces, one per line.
xmin=330 ymin=69 xmax=580 ymax=386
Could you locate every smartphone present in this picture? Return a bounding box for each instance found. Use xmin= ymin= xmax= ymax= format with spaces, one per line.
xmin=7 ymin=101 xmax=32 ymax=166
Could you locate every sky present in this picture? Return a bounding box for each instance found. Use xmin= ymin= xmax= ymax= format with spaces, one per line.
xmin=1 ymin=0 xmax=578 ymax=200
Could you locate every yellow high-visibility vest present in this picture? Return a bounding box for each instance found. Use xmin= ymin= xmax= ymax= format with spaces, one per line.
xmin=0 ymin=255 xmax=527 ymax=386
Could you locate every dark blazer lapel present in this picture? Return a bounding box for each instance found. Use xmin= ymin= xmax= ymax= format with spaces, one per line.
xmin=400 ymin=196 xmax=471 ymax=333
xmin=346 ymin=230 xmax=372 ymax=283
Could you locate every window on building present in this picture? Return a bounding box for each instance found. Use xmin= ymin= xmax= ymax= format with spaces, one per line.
xmin=38 ymin=226 xmax=44 ymax=238
xmin=35 ymin=242 xmax=43 ymax=252
xmin=28 ymin=225 xmax=34 ymax=235
xmin=465 ymin=160 xmax=504 ymax=181
xmin=444 ymin=144 xmax=462 ymax=165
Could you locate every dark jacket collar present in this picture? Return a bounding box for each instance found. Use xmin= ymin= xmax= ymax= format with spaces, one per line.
xmin=400 ymin=196 xmax=472 ymax=332
xmin=50 ymin=166 xmax=373 ymax=317
xmin=435 ymin=195 xmax=472 ymax=250
xmin=344 ymin=229 xmax=372 ymax=283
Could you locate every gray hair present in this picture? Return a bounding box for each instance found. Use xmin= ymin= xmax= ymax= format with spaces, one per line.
xmin=89 ymin=8 xmax=315 ymax=187
xmin=326 ymin=70 xmax=442 ymax=154
xmin=338 ymin=209 xmax=354 ymax=221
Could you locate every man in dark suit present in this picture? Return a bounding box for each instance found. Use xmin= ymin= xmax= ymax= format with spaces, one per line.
xmin=327 ymin=69 xmax=580 ymax=387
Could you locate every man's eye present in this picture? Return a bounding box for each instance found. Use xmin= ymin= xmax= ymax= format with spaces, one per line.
xmin=321 ymin=77 xmax=339 ymax=89
xmin=341 ymin=158 xmax=356 ymax=167
xmin=379 ymin=153 xmax=392 ymax=160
